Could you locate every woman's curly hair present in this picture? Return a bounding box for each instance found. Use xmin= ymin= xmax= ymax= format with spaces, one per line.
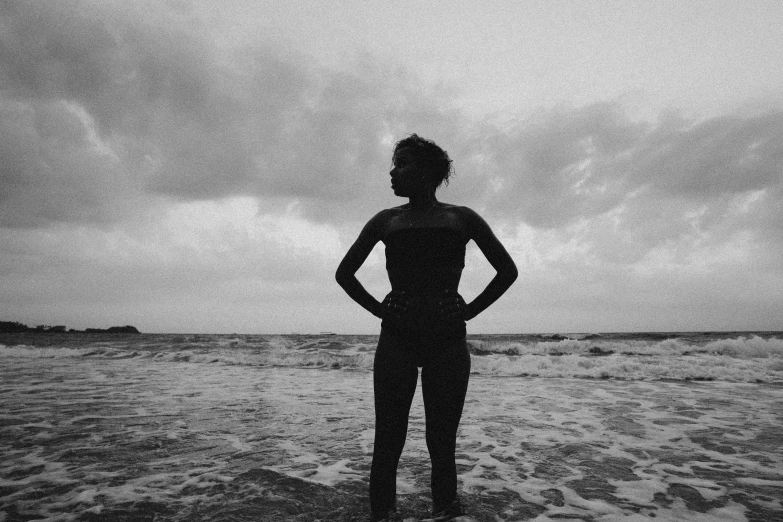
xmin=393 ymin=134 xmax=454 ymax=189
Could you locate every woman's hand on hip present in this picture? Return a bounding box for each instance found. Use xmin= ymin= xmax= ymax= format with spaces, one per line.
xmin=381 ymin=290 xmax=409 ymax=321
xmin=438 ymin=289 xmax=469 ymax=321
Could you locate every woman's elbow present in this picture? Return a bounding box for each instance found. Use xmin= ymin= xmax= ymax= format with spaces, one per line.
xmin=505 ymin=261 xmax=519 ymax=284
xmin=335 ymin=266 xmax=352 ymax=288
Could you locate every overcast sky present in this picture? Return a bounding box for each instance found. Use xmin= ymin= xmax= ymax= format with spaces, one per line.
xmin=1 ymin=0 xmax=782 ymax=334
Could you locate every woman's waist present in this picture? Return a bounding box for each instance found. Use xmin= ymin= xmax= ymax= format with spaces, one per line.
xmin=387 ymin=269 xmax=462 ymax=291
xmin=389 ymin=282 xmax=460 ymax=297
xmin=393 ymin=287 xmax=458 ymax=300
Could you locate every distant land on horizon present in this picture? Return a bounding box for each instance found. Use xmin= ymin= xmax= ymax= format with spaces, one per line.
xmin=0 ymin=321 xmax=140 ymax=334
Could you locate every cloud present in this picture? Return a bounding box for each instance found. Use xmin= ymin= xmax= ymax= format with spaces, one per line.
xmin=469 ymin=102 xmax=644 ymax=227
xmin=0 ymin=0 xmax=469 ymax=228
xmin=459 ymin=103 xmax=783 ymax=270
xmin=479 ymin=104 xmax=782 ymax=221
xmin=633 ymin=111 xmax=783 ymax=198
xmin=0 ymin=95 xmax=149 ymax=227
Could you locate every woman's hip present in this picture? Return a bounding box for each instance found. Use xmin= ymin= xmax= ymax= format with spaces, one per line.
xmin=377 ymin=327 xmax=468 ymax=367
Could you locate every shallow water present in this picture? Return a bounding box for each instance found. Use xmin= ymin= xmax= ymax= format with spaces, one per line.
xmin=2 ymin=344 xmax=782 ymax=521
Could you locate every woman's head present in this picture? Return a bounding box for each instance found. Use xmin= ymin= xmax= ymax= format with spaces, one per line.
xmin=392 ymin=134 xmax=454 ymax=190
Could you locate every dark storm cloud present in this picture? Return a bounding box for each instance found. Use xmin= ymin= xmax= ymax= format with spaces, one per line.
xmin=469 ymin=102 xmax=645 ymax=228
xmin=0 ymin=0 xmax=462 ymax=227
xmin=633 ymin=111 xmax=783 ymax=198
xmin=477 ymin=104 xmax=783 ymax=223
xmin=472 ymin=103 xmax=783 ymax=260
xmin=0 ymin=95 xmax=141 ymax=227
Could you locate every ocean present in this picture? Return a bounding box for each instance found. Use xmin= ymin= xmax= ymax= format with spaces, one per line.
xmin=1 ymin=331 xmax=782 ymax=521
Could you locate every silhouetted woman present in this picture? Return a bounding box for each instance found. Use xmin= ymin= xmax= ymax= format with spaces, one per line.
xmin=336 ymin=134 xmax=518 ymax=521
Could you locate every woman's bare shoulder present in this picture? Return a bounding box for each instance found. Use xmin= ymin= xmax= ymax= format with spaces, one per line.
xmin=373 ymin=205 xmax=409 ymax=223
xmin=364 ymin=206 xmax=407 ymax=237
xmin=439 ymin=203 xmax=483 ymax=222
xmin=437 ymin=204 xmax=492 ymax=239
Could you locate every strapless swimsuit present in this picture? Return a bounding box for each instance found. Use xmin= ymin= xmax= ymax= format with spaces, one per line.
xmin=381 ymin=227 xmax=468 ymax=341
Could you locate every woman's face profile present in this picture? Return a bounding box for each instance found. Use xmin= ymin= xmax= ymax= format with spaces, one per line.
xmin=389 ymin=149 xmax=425 ymax=197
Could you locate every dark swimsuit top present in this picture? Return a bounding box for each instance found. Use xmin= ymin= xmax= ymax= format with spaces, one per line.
xmin=381 ymin=227 xmax=468 ymax=339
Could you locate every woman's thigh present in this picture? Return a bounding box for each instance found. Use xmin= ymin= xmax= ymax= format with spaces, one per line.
xmin=373 ymin=330 xmax=420 ymax=421
xmin=421 ymin=338 xmax=471 ymax=428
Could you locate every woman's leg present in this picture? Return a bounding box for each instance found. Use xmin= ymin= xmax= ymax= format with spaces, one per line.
xmin=369 ymin=330 xmax=419 ymax=516
xmin=421 ymin=337 xmax=471 ymax=512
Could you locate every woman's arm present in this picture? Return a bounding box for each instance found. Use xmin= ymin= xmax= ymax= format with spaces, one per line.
xmin=335 ymin=213 xmax=386 ymax=319
xmin=462 ymin=208 xmax=518 ymax=321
